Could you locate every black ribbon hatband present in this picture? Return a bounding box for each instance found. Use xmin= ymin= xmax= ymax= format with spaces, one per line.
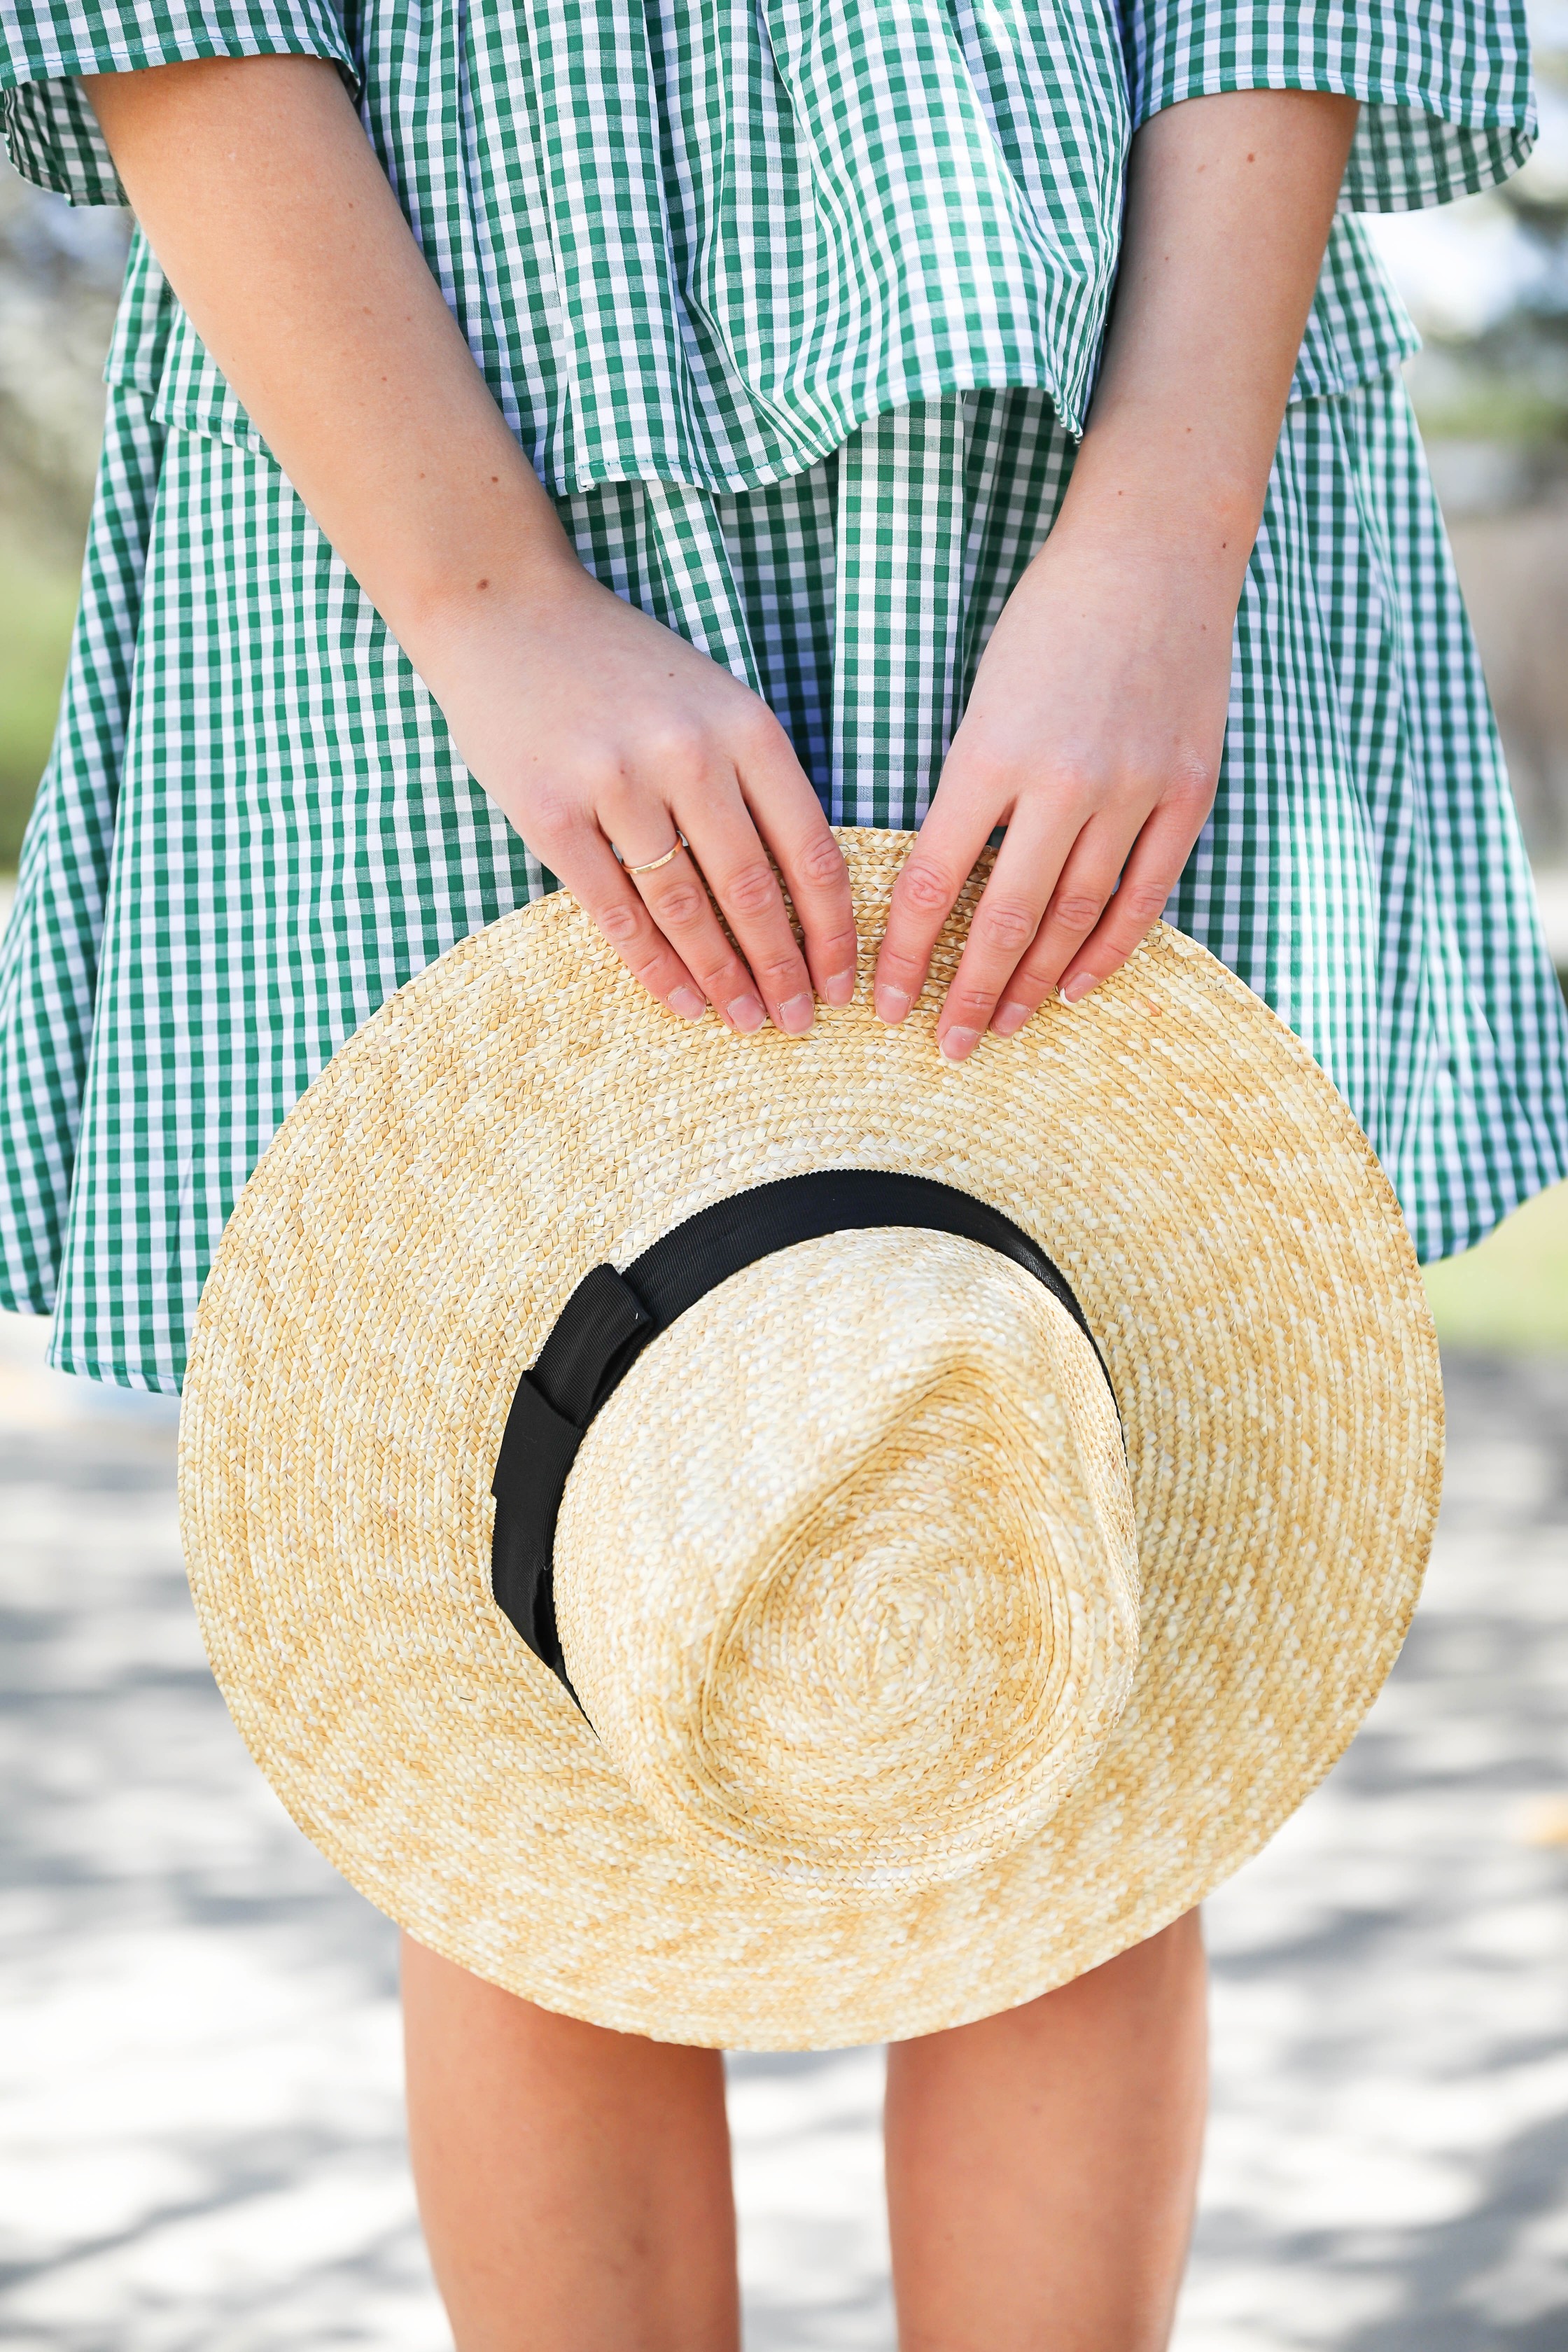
xmin=490 ymin=1169 xmax=1109 ymax=1692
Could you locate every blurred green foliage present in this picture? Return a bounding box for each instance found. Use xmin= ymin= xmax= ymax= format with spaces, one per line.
xmin=1408 ymin=32 xmax=1568 ymax=464
xmin=0 ymin=528 xmax=76 ymax=866
xmin=0 ymin=154 xmax=125 ymax=867
xmin=1424 ymin=1177 xmax=1568 ymax=1349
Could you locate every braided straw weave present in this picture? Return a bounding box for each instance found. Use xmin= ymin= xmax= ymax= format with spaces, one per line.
xmin=179 ymin=830 xmax=1443 ymax=2049
xmin=556 ymin=1232 xmax=1139 ymax=1893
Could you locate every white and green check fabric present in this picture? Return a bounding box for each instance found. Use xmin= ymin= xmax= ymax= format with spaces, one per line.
xmin=0 ymin=0 xmax=1537 ymax=480
xmin=1 ymin=0 xmax=1565 ymax=1388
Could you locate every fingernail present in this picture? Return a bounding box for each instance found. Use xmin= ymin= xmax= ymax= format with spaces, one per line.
xmin=823 ymin=969 xmax=856 ymax=1009
xmin=669 ymin=986 xmax=706 ymax=1021
xmin=939 ymin=1027 xmax=980 ymax=1063
xmin=1060 ymin=971 xmax=1100 ymax=1005
xmin=874 ymin=983 xmax=911 ymax=1024
xmin=727 ymin=993 xmax=766 ymax=1034
xmin=991 ymin=1002 xmax=1028 ymax=1039
xmin=778 ymin=992 xmax=814 ymax=1035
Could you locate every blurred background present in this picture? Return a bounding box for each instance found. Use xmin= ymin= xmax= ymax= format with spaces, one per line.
xmin=2 ymin=18 xmax=1567 ymax=2350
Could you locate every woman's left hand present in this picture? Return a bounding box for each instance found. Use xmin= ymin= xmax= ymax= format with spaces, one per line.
xmin=871 ymin=498 xmax=1234 ymax=1060
xmin=871 ymin=84 xmax=1362 ymax=1060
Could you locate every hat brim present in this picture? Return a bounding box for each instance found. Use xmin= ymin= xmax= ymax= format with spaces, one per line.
xmin=179 ymin=831 xmax=1442 ymax=2048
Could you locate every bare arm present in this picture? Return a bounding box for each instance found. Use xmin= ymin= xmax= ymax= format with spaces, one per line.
xmin=872 ymin=90 xmax=1359 ymax=1056
xmin=85 ymin=56 xmax=858 ymax=1037
xmin=87 ymin=65 xmax=1351 ymax=1050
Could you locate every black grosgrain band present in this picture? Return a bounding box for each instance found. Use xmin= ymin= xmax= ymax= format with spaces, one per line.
xmin=490 ymin=1170 xmax=1109 ymax=1691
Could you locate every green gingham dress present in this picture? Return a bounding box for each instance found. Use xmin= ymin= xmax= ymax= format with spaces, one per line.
xmin=2 ymin=0 xmax=1567 ymax=1391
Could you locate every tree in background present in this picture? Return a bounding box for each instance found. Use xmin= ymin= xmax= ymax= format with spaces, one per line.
xmin=1369 ymin=0 xmax=1568 ymax=862
xmin=0 ymin=160 xmax=126 ymax=864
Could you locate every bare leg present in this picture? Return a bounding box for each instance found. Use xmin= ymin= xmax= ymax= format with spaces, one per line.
xmin=401 ymin=1933 xmax=740 ymax=2352
xmin=885 ymin=1911 xmax=1208 ymax=2352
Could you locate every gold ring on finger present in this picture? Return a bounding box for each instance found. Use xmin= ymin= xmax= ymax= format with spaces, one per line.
xmin=621 ymin=831 xmax=690 ymax=878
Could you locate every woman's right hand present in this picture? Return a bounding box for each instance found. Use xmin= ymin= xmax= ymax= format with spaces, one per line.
xmin=417 ymin=559 xmax=858 ymax=1035
xmin=82 ymin=56 xmax=855 ymax=1035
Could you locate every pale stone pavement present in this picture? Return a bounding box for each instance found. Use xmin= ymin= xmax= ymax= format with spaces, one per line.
xmin=2 ymin=1308 xmax=1566 ymax=2351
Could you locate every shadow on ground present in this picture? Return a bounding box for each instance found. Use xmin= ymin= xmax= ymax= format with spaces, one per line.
xmin=1 ymin=1324 xmax=1564 ymax=2349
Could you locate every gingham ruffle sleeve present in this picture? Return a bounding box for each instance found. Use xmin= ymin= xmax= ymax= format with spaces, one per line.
xmin=1 ymin=0 xmax=357 ymax=204
xmin=1120 ymin=0 xmax=1535 ymax=208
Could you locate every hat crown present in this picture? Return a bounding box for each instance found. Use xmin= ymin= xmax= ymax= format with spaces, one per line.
xmin=555 ymin=1230 xmax=1140 ymax=1892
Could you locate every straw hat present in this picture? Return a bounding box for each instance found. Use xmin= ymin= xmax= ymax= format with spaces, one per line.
xmin=178 ymin=829 xmax=1442 ymax=2050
